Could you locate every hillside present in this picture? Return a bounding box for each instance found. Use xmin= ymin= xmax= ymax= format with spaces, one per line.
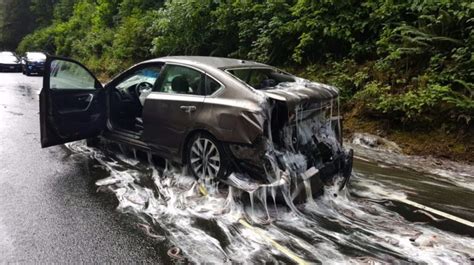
xmin=2 ymin=0 xmax=473 ymax=161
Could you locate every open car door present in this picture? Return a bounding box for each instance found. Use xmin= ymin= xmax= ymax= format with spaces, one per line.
xmin=40 ymin=56 xmax=106 ymax=148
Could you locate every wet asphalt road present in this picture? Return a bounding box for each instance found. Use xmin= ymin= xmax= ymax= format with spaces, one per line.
xmin=0 ymin=73 xmax=163 ymax=263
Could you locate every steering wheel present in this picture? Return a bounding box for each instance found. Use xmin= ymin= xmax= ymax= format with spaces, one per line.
xmin=134 ymin=82 xmax=154 ymax=107
xmin=135 ymin=82 xmax=154 ymax=97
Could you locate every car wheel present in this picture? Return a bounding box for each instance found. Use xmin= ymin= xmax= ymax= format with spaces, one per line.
xmin=25 ymin=70 xmax=30 ymax=76
xmin=186 ymin=133 xmax=229 ymax=181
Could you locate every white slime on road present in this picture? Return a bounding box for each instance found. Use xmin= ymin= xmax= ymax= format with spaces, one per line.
xmin=66 ymin=141 xmax=474 ymax=264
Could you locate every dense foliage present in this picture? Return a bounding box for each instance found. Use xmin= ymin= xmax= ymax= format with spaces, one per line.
xmin=8 ymin=0 xmax=474 ymax=130
xmin=0 ymin=0 xmax=34 ymax=49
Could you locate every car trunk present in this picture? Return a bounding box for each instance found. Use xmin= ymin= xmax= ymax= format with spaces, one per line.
xmin=246 ymin=80 xmax=350 ymax=203
xmin=262 ymin=80 xmax=343 ymax=152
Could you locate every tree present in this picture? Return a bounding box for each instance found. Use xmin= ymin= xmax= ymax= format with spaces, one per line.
xmin=0 ymin=0 xmax=34 ymax=50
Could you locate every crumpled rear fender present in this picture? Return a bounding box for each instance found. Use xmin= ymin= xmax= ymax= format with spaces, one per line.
xmin=210 ymin=108 xmax=267 ymax=144
xmin=198 ymin=97 xmax=270 ymax=145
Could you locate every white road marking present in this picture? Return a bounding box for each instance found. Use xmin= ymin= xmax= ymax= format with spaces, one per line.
xmin=395 ymin=197 xmax=474 ymax=228
xmin=239 ymin=219 xmax=309 ymax=265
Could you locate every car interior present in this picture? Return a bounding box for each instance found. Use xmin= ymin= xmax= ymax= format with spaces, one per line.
xmin=110 ymin=65 xmax=162 ymax=134
xmin=109 ymin=64 xmax=210 ymax=134
xmin=109 ymin=65 xmax=293 ymax=135
xmin=155 ymin=64 xmax=205 ymax=95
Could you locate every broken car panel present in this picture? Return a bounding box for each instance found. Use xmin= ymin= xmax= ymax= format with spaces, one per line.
xmin=40 ymin=56 xmax=353 ymax=202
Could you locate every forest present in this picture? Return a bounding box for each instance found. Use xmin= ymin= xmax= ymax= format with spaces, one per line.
xmin=1 ymin=0 xmax=472 ymax=161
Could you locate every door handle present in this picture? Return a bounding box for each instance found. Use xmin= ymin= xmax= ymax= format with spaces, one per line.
xmin=180 ymin=105 xmax=197 ymax=113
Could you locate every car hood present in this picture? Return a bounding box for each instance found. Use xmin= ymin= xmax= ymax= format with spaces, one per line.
xmin=260 ymin=79 xmax=339 ymax=109
xmin=0 ymin=56 xmax=19 ymax=64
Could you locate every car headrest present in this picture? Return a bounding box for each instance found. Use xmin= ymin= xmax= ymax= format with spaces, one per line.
xmin=171 ymin=75 xmax=189 ymax=94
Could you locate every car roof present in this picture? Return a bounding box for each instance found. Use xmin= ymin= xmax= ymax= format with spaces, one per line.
xmin=0 ymin=51 xmax=16 ymax=57
xmin=145 ymin=56 xmax=269 ymax=69
xmin=0 ymin=53 xmax=16 ymax=58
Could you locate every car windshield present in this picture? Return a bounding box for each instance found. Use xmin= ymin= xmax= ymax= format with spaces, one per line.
xmin=27 ymin=53 xmax=46 ymax=61
xmin=226 ymin=67 xmax=295 ymax=90
xmin=116 ymin=68 xmax=160 ymax=90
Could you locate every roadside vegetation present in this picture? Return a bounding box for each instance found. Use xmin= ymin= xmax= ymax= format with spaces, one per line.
xmin=1 ymin=0 xmax=472 ymax=161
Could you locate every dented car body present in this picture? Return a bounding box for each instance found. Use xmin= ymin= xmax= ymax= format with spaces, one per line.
xmin=40 ymin=56 xmax=353 ymax=201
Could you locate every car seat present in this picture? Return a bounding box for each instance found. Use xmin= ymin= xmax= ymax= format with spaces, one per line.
xmin=171 ymin=75 xmax=189 ymax=94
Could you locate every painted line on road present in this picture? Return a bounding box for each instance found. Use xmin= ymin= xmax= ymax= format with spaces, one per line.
xmin=238 ymin=219 xmax=308 ymax=265
xmin=395 ymin=197 xmax=474 ymax=228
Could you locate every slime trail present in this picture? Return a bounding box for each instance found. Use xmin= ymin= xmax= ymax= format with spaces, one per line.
xmin=65 ymin=141 xmax=474 ymax=264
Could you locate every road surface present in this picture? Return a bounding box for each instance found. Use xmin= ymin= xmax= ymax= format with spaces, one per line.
xmin=0 ymin=73 xmax=166 ymax=263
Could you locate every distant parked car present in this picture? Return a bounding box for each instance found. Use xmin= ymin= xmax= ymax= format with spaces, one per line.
xmin=22 ymin=52 xmax=46 ymax=76
xmin=40 ymin=56 xmax=354 ymax=201
xmin=0 ymin=51 xmax=17 ymax=57
xmin=0 ymin=53 xmax=22 ymax=72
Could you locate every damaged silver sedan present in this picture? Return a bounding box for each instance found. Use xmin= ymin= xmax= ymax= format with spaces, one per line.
xmin=40 ymin=56 xmax=353 ymax=202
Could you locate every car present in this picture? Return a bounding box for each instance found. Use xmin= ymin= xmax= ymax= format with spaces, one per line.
xmin=21 ymin=52 xmax=46 ymax=75
xmin=0 ymin=53 xmax=22 ymax=72
xmin=40 ymin=56 xmax=353 ymax=201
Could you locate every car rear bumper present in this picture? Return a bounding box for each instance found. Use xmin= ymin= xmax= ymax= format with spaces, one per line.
xmin=284 ymin=148 xmax=354 ymax=202
xmin=227 ymin=144 xmax=354 ymax=203
xmin=319 ymin=149 xmax=354 ymax=189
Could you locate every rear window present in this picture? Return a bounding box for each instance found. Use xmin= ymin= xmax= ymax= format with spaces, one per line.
xmin=226 ymin=68 xmax=295 ymax=90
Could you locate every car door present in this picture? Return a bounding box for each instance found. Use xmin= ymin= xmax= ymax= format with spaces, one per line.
xmin=142 ymin=64 xmax=205 ymax=158
xmin=40 ymin=56 xmax=106 ymax=148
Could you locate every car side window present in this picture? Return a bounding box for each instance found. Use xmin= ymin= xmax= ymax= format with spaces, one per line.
xmin=50 ymin=60 xmax=96 ymax=90
xmin=205 ymin=75 xmax=223 ymax=95
xmin=156 ymin=65 xmax=204 ymax=95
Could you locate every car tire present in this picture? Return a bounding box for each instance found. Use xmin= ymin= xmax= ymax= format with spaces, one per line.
xmin=25 ymin=70 xmax=30 ymax=76
xmin=186 ymin=132 xmax=230 ymax=181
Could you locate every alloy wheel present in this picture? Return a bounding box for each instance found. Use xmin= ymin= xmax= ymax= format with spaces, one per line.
xmin=189 ymin=137 xmax=221 ymax=180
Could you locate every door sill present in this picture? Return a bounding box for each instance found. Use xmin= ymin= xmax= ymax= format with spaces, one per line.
xmin=102 ymin=127 xmax=150 ymax=151
xmin=112 ymin=127 xmax=141 ymax=138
